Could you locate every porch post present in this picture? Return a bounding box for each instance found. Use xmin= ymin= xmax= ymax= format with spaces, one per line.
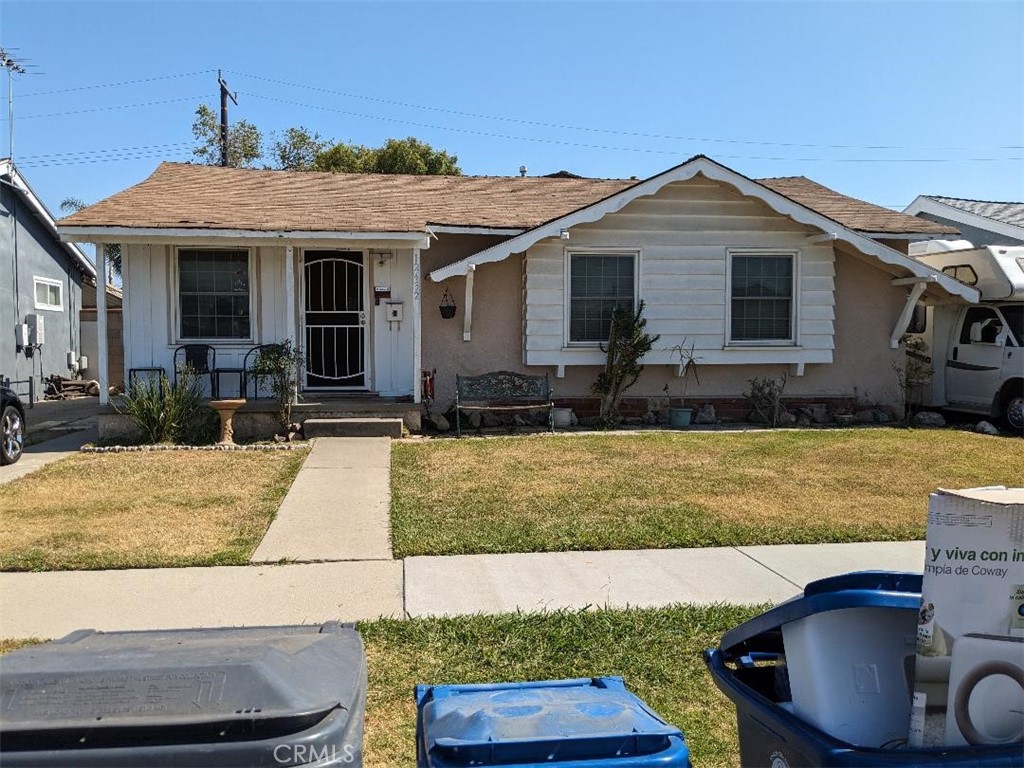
xmin=284 ymin=244 xmax=298 ymax=404
xmin=95 ymin=243 xmax=108 ymax=405
xmin=412 ymin=247 xmax=422 ymax=404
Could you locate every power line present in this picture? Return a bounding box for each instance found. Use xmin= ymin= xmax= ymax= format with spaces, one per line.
xmin=240 ymin=92 xmax=1023 ymax=164
xmin=19 ymin=70 xmax=216 ymax=98
xmin=226 ymin=69 xmax=1023 ymax=153
xmin=19 ymin=140 xmax=195 ymax=161
xmin=16 ymin=96 xmax=209 ymax=120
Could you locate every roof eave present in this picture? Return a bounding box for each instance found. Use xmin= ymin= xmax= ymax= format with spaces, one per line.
xmin=57 ymin=225 xmax=432 ymax=248
xmin=429 ymin=156 xmax=978 ymax=302
xmin=903 ymin=196 xmax=1024 ymax=242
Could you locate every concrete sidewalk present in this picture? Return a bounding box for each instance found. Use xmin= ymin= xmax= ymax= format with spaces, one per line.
xmin=1 ymin=560 xmax=404 ymax=638
xmin=250 ymin=437 xmax=393 ymax=563
xmin=0 ymin=426 xmax=96 ymax=486
xmin=404 ymin=540 xmax=926 ymax=616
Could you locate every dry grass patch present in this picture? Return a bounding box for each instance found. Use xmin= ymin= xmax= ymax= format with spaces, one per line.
xmin=0 ymin=450 xmax=307 ymax=571
xmin=392 ymin=429 xmax=1024 ymax=556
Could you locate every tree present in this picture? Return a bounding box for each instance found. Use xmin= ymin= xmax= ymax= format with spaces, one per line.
xmin=271 ymin=126 xmax=331 ymax=171
xmin=312 ymin=136 xmax=462 ymax=175
xmin=191 ymin=104 xmax=262 ymax=168
xmin=591 ymin=301 xmax=660 ymax=426
xmin=60 ymin=197 xmax=121 ymax=279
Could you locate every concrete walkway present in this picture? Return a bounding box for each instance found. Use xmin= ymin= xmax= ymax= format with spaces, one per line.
xmin=404 ymin=540 xmax=926 ymax=617
xmin=0 ymin=426 xmax=96 ymax=486
xmin=0 ymin=540 xmax=926 ymax=638
xmin=1 ymin=560 xmax=403 ymax=638
xmin=250 ymin=437 xmax=393 ymax=563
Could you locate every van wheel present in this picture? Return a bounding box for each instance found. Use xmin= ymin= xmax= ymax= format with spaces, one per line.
xmin=1004 ymin=391 xmax=1024 ymax=432
xmin=1 ymin=405 xmax=24 ymax=465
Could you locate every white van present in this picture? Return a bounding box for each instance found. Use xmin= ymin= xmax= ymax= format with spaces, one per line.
xmin=909 ymin=245 xmax=1023 ymax=429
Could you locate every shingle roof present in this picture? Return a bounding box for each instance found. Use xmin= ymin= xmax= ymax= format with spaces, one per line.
xmin=757 ymin=176 xmax=959 ymax=235
xmin=58 ymin=161 xmax=958 ymax=237
xmin=923 ymin=196 xmax=1024 ymax=228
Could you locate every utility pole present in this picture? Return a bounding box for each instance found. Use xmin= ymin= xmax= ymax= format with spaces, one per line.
xmin=1 ymin=48 xmax=26 ymax=160
xmin=217 ymin=70 xmax=238 ymax=167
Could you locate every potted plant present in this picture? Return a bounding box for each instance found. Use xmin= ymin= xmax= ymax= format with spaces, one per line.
xmin=664 ymin=340 xmax=701 ymax=427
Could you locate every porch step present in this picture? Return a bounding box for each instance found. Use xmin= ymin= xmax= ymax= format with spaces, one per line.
xmin=303 ymin=418 xmax=404 ymax=439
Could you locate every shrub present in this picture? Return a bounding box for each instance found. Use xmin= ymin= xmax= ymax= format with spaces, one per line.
xmin=117 ymin=371 xmax=215 ymax=444
xmin=248 ymin=340 xmax=305 ymax=431
xmin=591 ymin=301 xmax=660 ymax=426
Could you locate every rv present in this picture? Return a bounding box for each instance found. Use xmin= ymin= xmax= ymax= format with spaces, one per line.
xmin=909 ymin=243 xmax=1023 ymax=429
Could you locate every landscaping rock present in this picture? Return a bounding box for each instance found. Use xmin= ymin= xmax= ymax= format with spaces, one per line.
xmin=481 ymin=412 xmax=502 ymax=428
xmin=425 ymin=412 xmax=450 ymax=432
xmin=512 ymin=414 xmax=527 ymax=427
xmin=778 ymin=411 xmax=797 ymax=427
xmin=694 ymin=404 xmax=717 ymax=425
xmin=913 ymin=411 xmax=946 ymax=428
xmin=853 ymin=409 xmax=876 ymax=424
xmin=974 ymin=420 xmax=999 ymax=436
xmin=467 ymin=411 xmax=483 ymax=429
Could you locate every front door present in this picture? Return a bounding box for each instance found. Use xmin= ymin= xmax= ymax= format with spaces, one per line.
xmin=303 ymin=250 xmax=367 ymax=389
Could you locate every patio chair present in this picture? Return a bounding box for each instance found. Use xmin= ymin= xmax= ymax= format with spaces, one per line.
xmin=173 ymin=344 xmax=217 ymax=398
xmin=243 ymin=343 xmax=285 ymax=399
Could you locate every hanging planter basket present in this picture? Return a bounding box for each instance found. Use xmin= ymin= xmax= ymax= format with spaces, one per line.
xmin=439 ymin=286 xmax=457 ymax=319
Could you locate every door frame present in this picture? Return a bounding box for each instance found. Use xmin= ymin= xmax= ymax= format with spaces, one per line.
xmin=299 ymin=248 xmax=372 ymax=391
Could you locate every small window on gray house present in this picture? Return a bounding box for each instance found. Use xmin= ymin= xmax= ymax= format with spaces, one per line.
xmin=568 ymin=254 xmax=635 ymax=343
xmin=730 ymin=254 xmax=795 ymax=342
xmin=178 ymin=249 xmax=251 ymax=339
xmin=33 ymin=277 xmax=63 ymax=311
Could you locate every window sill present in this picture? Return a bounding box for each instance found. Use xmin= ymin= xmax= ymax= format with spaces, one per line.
xmin=722 ymin=343 xmax=801 ymax=350
xmin=33 ymin=305 xmax=64 ymax=312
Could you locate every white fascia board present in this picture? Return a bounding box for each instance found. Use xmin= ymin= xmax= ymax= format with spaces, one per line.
xmin=1 ymin=162 xmax=97 ymax=279
xmin=58 ymin=226 xmax=430 ymax=248
xmin=903 ymin=196 xmax=1024 ymax=242
xmin=429 ymin=156 xmax=979 ymax=302
xmin=427 ymin=225 xmax=526 ymax=236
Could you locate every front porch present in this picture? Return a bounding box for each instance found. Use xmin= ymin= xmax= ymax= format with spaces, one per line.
xmin=97 ymin=395 xmax=421 ymax=443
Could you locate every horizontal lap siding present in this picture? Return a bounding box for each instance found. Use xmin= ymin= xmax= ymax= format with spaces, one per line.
xmin=524 ymin=178 xmax=835 ymax=365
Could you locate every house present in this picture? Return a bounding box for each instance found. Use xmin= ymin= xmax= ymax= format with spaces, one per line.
xmin=56 ymin=155 xmax=976 ymax=434
xmin=904 ymin=195 xmax=1024 ymax=247
xmin=1 ymin=159 xmax=96 ymax=400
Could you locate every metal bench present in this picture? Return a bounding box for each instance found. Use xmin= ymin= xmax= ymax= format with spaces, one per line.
xmin=455 ymin=370 xmax=554 ymax=437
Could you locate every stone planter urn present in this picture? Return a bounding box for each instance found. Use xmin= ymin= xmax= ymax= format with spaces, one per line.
xmin=209 ymin=399 xmax=247 ymax=445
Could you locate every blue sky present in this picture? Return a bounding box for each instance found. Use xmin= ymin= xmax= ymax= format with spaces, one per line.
xmin=2 ymin=0 xmax=1022 ymax=218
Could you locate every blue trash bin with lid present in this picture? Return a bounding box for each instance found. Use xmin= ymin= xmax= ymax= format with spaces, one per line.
xmin=415 ymin=676 xmax=691 ymax=767
xmin=705 ymin=571 xmax=1023 ymax=767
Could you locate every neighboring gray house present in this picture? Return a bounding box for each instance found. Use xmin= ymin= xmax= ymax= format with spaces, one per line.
xmin=1 ymin=159 xmax=95 ymax=399
xmin=904 ymin=195 xmax=1024 ymax=246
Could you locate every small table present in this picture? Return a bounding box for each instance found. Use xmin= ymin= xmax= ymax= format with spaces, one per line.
xmin=128 ymin=367 xmax=166 ymax=387
xmin=209 ymin=399 xmax=247 ymax=445
xmin=213 ymin=368 xmax=246 ymax=399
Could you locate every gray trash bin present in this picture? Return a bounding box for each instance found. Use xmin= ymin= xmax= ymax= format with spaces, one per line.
xmin=0 ymin=622 xmax=365 ymax=767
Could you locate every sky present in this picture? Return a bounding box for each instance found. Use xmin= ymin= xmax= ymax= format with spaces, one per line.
xmin=1 ymin=0 xmax=1022 ymax=220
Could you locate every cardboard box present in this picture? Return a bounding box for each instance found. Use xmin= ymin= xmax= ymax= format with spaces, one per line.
xmin=908 ymin=486 xmax=1024 ymax=748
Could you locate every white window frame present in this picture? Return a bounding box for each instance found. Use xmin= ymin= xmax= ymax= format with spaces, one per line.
xmin=173 ymin=246 xmax=255 ymax=344
xmin=33 ymin=276 xmax=64 ymax=311
xmin=725 ymin=249 xmax=800 ymax=347
xmin=563 ymin=248 xmax=641 ymax=347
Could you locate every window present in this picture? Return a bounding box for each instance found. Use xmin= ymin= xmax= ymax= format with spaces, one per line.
xmin=729 ymin=254 xmax=795 ymax=343
xmin=33 ymin=277 xmax=63 ymax=311
xmin=941 ymin=264 xmax=978 ymax=286
xmin=178 ymin=249 xmax=251 ymax=339
xmin=568 ymin=253 xmax=636 ymax=343
xmin=959 ymin=306 xmax=1003 ymax=345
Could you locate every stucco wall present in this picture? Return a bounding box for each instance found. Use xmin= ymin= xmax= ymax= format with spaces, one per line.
xmin=0 ymin=183 xmax=85 ymax=393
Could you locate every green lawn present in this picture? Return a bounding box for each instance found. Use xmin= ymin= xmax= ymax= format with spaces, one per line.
xmin=2 ymin=604 xmax=759 ymax=768
xmin=0 ymin=450 xmax=308 ymax=571
xmin=391 ymin=429 xmax=1024 ymax=557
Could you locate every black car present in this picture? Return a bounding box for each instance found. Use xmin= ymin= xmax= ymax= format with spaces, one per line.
xmin=1 ymin=384 xmax=25 ymax=465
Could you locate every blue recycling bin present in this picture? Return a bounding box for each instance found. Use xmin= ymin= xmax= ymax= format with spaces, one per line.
xmin=705 ymin=571 xmax=1022 ymax=767
xmin=415 ymin=676 xmax=691 ymax=767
